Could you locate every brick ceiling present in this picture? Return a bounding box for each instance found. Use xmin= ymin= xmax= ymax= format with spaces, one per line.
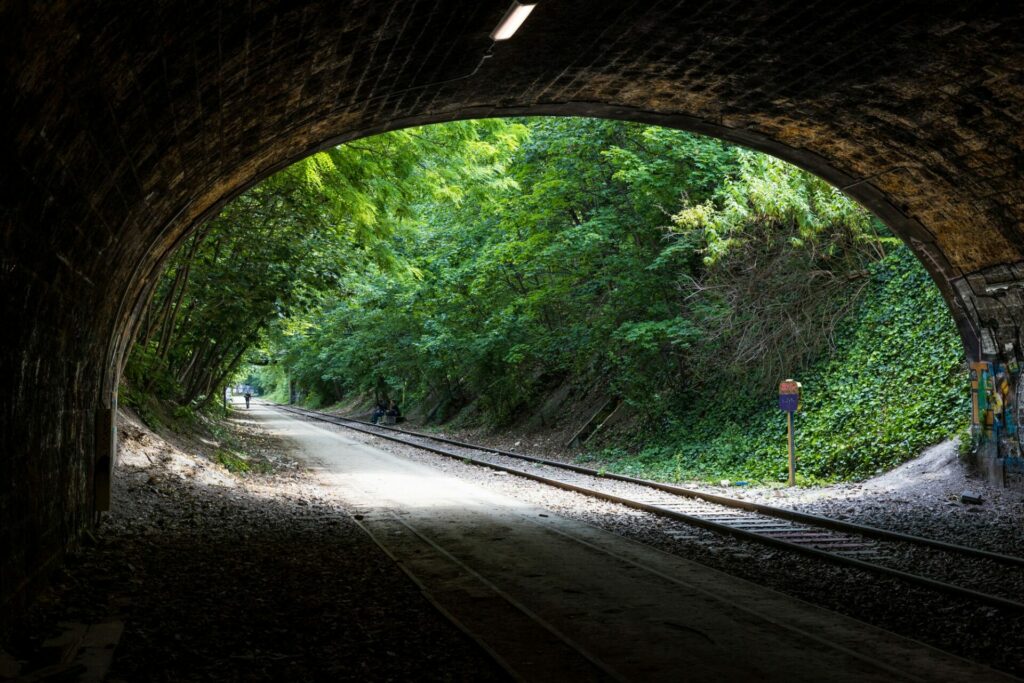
xmin=3 ymin=0 xmax=1024 ymax=625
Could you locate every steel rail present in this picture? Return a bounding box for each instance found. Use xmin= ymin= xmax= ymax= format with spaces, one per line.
xmin=278 ymin=404 xmax=1024 ymax=569
xmin=275 ymin=403 xmax=1024 ymax=613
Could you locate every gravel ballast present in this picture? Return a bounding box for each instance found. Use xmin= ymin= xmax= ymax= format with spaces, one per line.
xmin=8 ymin=404 xmax=1024 ymax=679
xmin=3 ymin=410 xmax=508 ymax=682
xmin=301 ymin=413 xmax=1024 ymax=678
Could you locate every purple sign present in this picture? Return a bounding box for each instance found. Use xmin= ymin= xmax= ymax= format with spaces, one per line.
xmin=779 ymin=394 xmax=799 ymax=412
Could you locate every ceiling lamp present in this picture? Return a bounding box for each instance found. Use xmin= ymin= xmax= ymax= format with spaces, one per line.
xmin=490 ymin=2 xmax=537 ymax=41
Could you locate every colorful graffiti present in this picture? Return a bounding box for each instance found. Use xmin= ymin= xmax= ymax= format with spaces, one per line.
xmin=970 ymin=347 xmax=1023 ymax=475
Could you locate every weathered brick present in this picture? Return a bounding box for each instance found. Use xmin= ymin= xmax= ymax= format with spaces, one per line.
xmin=2 ymin=0 xmax=1024 ymax=632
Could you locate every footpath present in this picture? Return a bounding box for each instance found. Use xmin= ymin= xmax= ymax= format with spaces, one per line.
xmin=259 ymin=402 xmax=1015 ymax=682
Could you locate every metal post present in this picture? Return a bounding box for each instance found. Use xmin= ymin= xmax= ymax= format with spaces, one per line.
xmin=787 ymin=411 xmax=796 ymax=487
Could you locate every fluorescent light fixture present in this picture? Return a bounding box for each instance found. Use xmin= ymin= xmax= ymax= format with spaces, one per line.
xmin=490 ymin=2 xmax=537 ymax=41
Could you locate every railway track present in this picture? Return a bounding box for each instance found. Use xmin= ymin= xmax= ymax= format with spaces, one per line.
xmin=273 ymin=403 xmax=1024 ymax=613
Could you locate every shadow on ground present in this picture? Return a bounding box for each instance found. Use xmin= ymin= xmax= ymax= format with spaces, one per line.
xmin=6 ymin=417 xmax=507 ymax=682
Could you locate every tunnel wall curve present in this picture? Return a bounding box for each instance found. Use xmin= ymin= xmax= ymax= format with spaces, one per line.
xmin=3 ymin=1 xmax=1024 ymax=628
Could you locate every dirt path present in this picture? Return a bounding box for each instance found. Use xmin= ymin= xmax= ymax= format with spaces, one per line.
xmin=7 ymin=403 xmax=1020 ymax=681
xmin=3 ymin=405 xmax=506 ymax=682
xmin=254 ymin=402 xmax=1016 ymax=682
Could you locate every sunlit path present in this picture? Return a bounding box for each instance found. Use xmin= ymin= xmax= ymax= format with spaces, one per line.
xmin=253 ymin=402 xmax=1012 ymax=682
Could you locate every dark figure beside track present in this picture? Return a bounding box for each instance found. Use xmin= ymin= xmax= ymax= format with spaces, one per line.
xmin=244 ymin=391 xmax=252 ymax=409
xmin=370 ymin=400 xmax=387 ymax=424
xmin=386 ymin=400 xmax=402 ymax=424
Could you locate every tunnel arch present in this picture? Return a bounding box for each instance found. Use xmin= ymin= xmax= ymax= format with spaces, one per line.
xmin=4 ymin=0 xmax=1024 ymax=621
xmin=106 ymin=102 xmax=981 ymax=407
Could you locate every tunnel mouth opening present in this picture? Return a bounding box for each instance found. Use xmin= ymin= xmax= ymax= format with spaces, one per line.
xmin=118 ymin=114 xmax=970 ymax=495
xmin=7 ymin=5 xmax=1024 ymax=673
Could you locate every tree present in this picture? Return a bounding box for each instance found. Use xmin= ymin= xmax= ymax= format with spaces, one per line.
xmin=127 ymin=119 xmax=526 ymax=407
xmin=261 ymin=118 xmax=890 ymax=422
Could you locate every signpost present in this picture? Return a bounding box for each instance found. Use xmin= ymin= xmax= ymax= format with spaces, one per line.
xmin=779 ymin=379 xmax=802 ymax=486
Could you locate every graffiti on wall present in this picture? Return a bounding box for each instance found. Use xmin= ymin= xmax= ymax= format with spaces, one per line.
xmin=971 ymin=343 xmax=1024 ymax=486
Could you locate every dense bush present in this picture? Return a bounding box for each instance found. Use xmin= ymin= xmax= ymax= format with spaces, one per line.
xmin=586 ymin=248 xmax=968 ymax=483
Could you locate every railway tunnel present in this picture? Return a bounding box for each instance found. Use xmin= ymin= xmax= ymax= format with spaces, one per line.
xmin=2 ymin=0 xmax=1024 ymax=626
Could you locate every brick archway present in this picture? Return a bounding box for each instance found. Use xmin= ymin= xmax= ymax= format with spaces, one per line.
xmin=3 ymin=1 xmax=1023 ymax=620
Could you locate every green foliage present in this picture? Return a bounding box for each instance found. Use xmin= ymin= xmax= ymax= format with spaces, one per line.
xmin=125 ymin=120 xmax=521 ymax=408
xmin=271 ymin=118 xmax=908 ymax=428
xmin=214 ymin=449 xmax=246 ymax=473
xmin=271 ymin=119 xmax=745 ymax=417
xmin=591 ymin=249 xmax=968 ymax=483
xmin=120 ymin=382 xmax=163 ymax=431
xmin=130 ymin=115 xmax=968 ymax=484
xmin=957 ymin=423 xmax=976 ymax=459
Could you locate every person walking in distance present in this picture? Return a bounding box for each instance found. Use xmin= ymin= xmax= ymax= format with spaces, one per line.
xmin=244 ymin=390 xmax=252 ymax=409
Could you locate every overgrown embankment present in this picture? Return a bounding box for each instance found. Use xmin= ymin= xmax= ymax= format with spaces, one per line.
xmin=585 ymin=248 xmax=968 ymax=484
xmin=117 ymin=387 xmax=289 ymax=476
